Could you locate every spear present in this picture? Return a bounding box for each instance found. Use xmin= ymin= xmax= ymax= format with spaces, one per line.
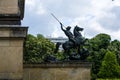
xmin=51 ymin=13 xmax=66 ymax=28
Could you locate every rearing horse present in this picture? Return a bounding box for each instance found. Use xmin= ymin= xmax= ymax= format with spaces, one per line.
xmin=62 ymin=26 xmax=85 ymax=54
xmin=55 ymin=25 xmax=86 ymax=56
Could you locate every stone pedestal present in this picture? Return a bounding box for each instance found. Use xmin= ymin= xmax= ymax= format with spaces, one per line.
xmin=0 ymin=26 xmax=28 ymax=80
xmin=23 ymin=62 xmax=92 ymax=80
xmin=0 ymin=0 xmax=25 ymax=25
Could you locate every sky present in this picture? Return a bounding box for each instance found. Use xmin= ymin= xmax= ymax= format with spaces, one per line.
xmin=22 ymin=0 xmax=120 ymax=40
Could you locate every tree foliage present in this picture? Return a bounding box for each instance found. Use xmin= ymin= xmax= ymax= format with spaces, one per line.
xmin=108 ymin=40 xmax=120 ymax=65
xmin=24 ymin=34 xmax=55 ymax=63
xmin=98 ymin=51 xmax=120 ymax=78
xmin=87 ymin=33 xmax=111 ymax=79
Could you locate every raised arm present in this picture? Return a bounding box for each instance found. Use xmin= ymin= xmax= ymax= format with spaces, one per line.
xmin=60 ymin=23 xmax=65 ymax=31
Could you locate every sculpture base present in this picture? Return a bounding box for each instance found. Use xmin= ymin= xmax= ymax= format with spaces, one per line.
xmin=23 ymin=62 xmax=92 ymax=80
xmin=0 ymin=26 xmax=28 ymax=80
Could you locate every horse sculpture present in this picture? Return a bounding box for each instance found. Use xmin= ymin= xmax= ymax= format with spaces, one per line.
xmin=62 ymin=26 xmax=84 ymax=54
xmin=54 ymin=25 xmax=88 ymax=60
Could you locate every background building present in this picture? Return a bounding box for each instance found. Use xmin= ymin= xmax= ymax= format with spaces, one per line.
xmin=47 ymin=37 xmax=68 ymax=51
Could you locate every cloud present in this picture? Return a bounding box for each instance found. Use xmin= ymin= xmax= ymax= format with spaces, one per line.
xmin=98 ymin=6 xmax=120 ymax=31
xmin=22 ymin=0 xmax=120 ymax=40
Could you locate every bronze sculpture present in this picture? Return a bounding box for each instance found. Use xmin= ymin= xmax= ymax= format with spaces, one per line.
xmin=54 ymin=23 xmax=89 ymax=60
xmin=45 ymin=14 xmax=89 ymax=62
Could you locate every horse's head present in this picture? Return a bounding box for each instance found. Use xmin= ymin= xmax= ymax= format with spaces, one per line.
xmin=75 ymin=25 xmax=84 ymax=31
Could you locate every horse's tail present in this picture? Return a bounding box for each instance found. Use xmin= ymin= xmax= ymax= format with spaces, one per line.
xmin=54 ymin=42 xmax=61 ymax=53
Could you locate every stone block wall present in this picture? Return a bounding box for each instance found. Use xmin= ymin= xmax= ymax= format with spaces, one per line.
xmin=23 ymin=62 xmax=92 ymax=80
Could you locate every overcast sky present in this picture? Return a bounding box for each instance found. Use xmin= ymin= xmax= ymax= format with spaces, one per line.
xmin=22 ymin=0 xmax=120 ymax=40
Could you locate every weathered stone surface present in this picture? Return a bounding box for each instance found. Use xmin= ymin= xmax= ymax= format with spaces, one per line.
xmin=0 ymin=28 xmax=10 ymax=37
xmin=0 ymin=26 xmax=28 ymax=80
xmin=0 ymin=26 xmax=28 ymax=38
xmin=0 ymin=39 xmax=24 ymax=47
xmin=0 ymin=0 xmax=18 ymax=14
xmin=0 ymin=0 xmax=25 ymax=24
xmin=23 ymin=62 xmax=92 ymax=80
xmin=0 ymin=20 xmax=21 ymax=25
xmin=0 ymin=42 xmax=23 ymax=79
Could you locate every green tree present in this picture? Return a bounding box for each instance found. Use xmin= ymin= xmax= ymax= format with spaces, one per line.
xmin=108 ymin=40 xmax=120 ymax=65
xmin=98 ymin=51 xmax=120 ymax=78
xmin=88 ymin=33 xmax=111 ymax=51
xmin=24 ymin=34 xmax=55 ymax=63
xmin=87 ymin=33 xmax=111 ymax=79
